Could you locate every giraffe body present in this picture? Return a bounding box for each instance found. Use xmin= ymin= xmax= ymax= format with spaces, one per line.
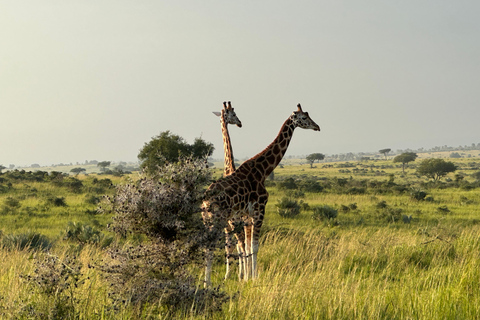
xmin=203 ymin=104 xmax=320 ymax=286
xmin=213 ymin=101 xmax=246 ymax=280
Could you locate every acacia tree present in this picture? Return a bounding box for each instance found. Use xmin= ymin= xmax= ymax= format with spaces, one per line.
xmin=138 ymin=131 xmax=214 ymax=176
xmin=306 ymin=153 xmax=325 ymax=168
xmin=379 ymin=148 xmax=392 ymax=160
xmin=416 ymin=158 xmax=457 ymax=181
xmin=393 ymin=152 xmax=418 ymax=173
xmin=70 ymin=167 xmax=86 ymax=175
xmin=97 ymin=161 xmax=111 ymax=172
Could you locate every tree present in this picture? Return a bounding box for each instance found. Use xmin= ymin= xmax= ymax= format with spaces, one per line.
xmin=0 ymin=165 xmax=5 ymax=174
xmin=97 ymin=161 xmax=111 ymax=172
xmin=306 ymin=153 xmax=325 ymax=168
xmin=70 ymin=167 xmax=86 ymax=175
xmin=416 ymin=158 xmax=457 ymax=181
xmin=379 ymin=148 xmax=391 ymax=160
xmin=393 ymin=152 xmax=418 ymax=173
xmin=138 ymin=131 xmax=214 ymax=175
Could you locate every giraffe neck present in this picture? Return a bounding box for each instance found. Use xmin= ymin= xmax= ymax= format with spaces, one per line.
xmin=240 ymin=117 xmax=296 ymax=181
xmin=221 ymin=112 xmax=236 ymax=177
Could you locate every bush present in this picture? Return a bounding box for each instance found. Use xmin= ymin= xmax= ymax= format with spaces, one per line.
xmin=276 ymin=197 xmax=302 ymax=218
xmin=278 ymin=177 xmax=298 ymax=190
xmin=411 ymin=190 xmax=427 ymax=201
xmin=1 ymin=232 xmax=52 ymax=251
xmin=46 ymin=196 xmax=68 ymax=207
xmin=98 ymin=158 xmax=228 ymax=314
xmin=63 ymin=222 xmax=111 ymax=247
xmin=312 ymin=205 xmax=338 ymax=221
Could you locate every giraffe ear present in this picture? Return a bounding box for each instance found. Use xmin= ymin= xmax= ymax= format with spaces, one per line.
xmin=297 ymin=103 xmax=303 ymax=113
xmin=212 ymin=111 xmax=221 ymax=117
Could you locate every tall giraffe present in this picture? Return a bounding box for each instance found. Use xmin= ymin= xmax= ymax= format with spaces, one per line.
xmin=213 ymin=101 xmax=242 ymax=177
xmin=213 ymin=101 xmax=245 ymax=280
xmin=203 ymin=103 xmax=320 ymax=286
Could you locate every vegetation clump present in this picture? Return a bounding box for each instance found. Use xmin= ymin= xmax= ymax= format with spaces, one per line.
xmin=98 ymin=158 xmax=229 ymax=314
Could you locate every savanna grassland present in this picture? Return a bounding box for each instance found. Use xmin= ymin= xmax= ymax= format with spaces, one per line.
xmin=1 ymin=155 xmax=480 ymax=319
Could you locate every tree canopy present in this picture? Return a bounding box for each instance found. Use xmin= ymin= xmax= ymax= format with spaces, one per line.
xmin=416 ymin=158 xmax=457 ymax=181
xmin=306 ymin=153 xmax=325 ymax=168
xmin=138 ymin=131 xmax=214 ymax=175
xmin=379 ymin=148 xmax=392 ymax=160
xmin=393 ymin=152 xmax=418 ymax=173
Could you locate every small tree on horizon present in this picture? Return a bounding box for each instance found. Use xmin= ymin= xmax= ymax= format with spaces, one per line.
xmin=379 ymin=148 xmax=392 ymax=160
xmin=97 ymin=161 xmax=111 ymax=172
xmin=70 ymin=167 xmax=86 ymax=175
xmin=306 ymin=153 xmax=325 ymax=168
xmin=393 ymin=152 xmax=418 ymax=173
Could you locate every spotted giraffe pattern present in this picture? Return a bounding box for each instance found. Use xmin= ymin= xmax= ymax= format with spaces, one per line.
xmin=203 ymin=104 xmax=320 ymax=286
xmin=213 ymin=101 xmax=246 ymax=280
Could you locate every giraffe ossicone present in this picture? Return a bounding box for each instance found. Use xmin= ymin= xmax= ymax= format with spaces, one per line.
xmin=203 ymin=103 xmax=320 ymax=287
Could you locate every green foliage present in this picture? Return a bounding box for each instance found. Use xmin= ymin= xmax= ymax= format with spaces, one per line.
xmin=275 ymin=197 xmax=302 ymax=218
xmin=306 ymin=153 xmax=325 ymax=168
xmin=411 ymin=190 xmax=428 ymax=201
xmin=21 ymin=254 xmax=83 ymax=319
xmin=98 ymin=158 xmax=228 ymax=314
xmin=417 ymin=158 xmax=457 ymax=181
xmin=312 ymin=205 xmax=338 ymax=220
xmin=1 ymin=232 xmax=52 ymax=251
xmin=138 ymin=131 xmax=214 ymax=176
xmin=393 ymin=152 xmax=418 ymax=172
xmin=46 ymin=196 xmax=68 ymax=207
xmin=63 ymin=222 xmax=111 ymax=247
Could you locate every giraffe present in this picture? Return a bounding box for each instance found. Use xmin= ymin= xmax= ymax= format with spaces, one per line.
xmin=202 ymin=103 xmax=320 ymax=286
xmin=213 ymin=101 xmax=242 ymax=177
xmin=212 ymin=101 xmax=246 ymax=280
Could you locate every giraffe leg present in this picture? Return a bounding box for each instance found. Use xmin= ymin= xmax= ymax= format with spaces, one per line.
xmin=251 ymin=216 xmax=264 ymax=279
xmin=224 ymin=225 xmax=236 ymax=280
xmin=235 ymin=231 xmax=246 ymax=281
xmin=244 ymin=223 xmax=253 ymax=280
xmin=205 ymin=248 xmax=213 ymax=288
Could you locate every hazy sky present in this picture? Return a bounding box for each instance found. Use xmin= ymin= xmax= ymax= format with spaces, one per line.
xmin=2 ymin=1 xmax=479 ymax=167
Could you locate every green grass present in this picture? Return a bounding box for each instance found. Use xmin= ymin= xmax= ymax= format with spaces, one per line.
xmin=1 ymin=156 xmax=480 ymax=318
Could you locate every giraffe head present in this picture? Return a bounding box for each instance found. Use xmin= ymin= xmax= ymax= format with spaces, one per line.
xmin=291 ymin=103 xmax=320 ymax=131
xmin=213 ymin=101 xmax=242 ymax=128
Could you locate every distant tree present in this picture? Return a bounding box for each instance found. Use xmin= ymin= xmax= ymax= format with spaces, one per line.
xmin=393 ymin=152 xmax=418 ymax=173
xmin=189 ymin=137 xmax=215 ymax=159
xmin=306 ymin=153 xmax=325 ymax=168
xmin=31 ymin=164 xmax=41 ymax=168
xmin=138 ymin=131 xmax=214 ymax=176
xmin=379 ymin=148 xmax=392 ymax=160
xmin=0 ymin=165 xmax=5 ymax=173
xmin=416 ymin=158 xmax=457 ymax=181
xmin=97 ymin=161 xmax=111 ymax=172
xmin=449 ymin=152 xmax=462 ymax=158
xmin=70 ymin=167 xmax=86 ymax=175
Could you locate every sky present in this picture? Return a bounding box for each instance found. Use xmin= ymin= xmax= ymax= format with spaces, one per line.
xmin=1 ymin=1 xmax=480 ymax=167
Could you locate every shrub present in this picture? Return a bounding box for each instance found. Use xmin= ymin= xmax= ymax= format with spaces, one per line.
xmin=98 ymin=158 xmax=228 ymax=314
xmin=276 ymin=197 xmax=301 ymax=218
xmin=375 ymin=200 xmax=388 ymax=209
xmin=21 ymin=254 xmax=82 ymax=318
xmin=312 ymin=205 xmax=338 ymax=221
xmin=46 ymin=196 xmax=68 ymax=207
xmin=63 ymin=222 xmax=111 ymax=247
xmin=278 ymin=177 xmax=298 ymax=190
xmin=0 ymin=232 xmax=52 ymax=251
xmin=411 ymin=190 xmax=427 ymax=201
